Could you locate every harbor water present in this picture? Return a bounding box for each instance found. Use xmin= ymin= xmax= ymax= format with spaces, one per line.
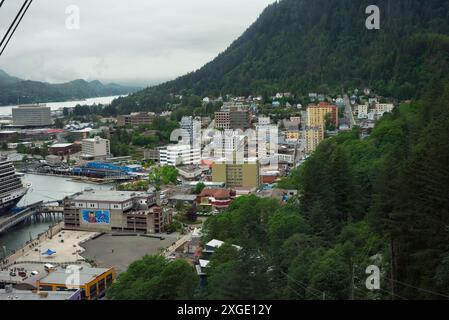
xmin=0 ymin=95 xmax=125 ymax=116
xmin=0 ymin=174 xmax=113 ymax=255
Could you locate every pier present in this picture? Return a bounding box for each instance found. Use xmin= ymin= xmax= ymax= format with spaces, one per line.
xmin=0 ymin=201 xmax=64 ymax=234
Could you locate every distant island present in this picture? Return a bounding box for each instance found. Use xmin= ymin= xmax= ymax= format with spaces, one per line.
xmin=0 ymin=69 xmax=141 ymax=106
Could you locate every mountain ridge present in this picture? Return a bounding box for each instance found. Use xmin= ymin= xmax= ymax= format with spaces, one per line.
xmin=110 ymin=0 xmax=449 ymax=114
xmin=0 ymin=69 xmax=141 ymax=106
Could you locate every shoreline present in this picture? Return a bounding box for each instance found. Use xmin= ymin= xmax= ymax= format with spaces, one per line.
xmin=0 ymin=221 xmax=64 ymax=269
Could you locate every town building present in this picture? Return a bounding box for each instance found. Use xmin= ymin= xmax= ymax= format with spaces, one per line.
xmin=63 ymin=189 xmax=170 ymax=234
xmin=214 ymin=107 xmax=251 ymax=130
xmin=36 ymin=265 xmax=115 ymax=300
xmin=46 ymin=155 xmax=63 ymax=166
xmin=212 ymin=158 xmax=261 ymax=189
xmin=305 ymin=126 xmax=324 ymax=154
xmin=179 ymin=116 xmax=201 ymax=146
xmin=177 ymin=165 xmax=209 ymax=180
xmin=290 ymin=116 xmax=302 ymax=123
xmin=197 ymin=188 xmax=235 ymax=210
xmin=117 ymin=112 xmax=154 ymax=127
xmin=214 ymin=111 xmax=231 ymax=130
xmin=48 ymin=143 xmax=81 ymax=156
xmin=258 ymin=117 xmax=271 ymax=126
xmin=72 ymin=162 xmax=140 ymax=179
xmin=374 ymin=103 xmax=395 ymax=115
xmin=357 ymin=104 xmax=369 ymax=119
xmin=12 ymin=104 xmax=52 ymax=127
xmin=0 ymin=286 xmax=81 ymax=300
xmin=212 ymin=131 xmax=246 ymax=161
xmin=168 ymin=194 xmax=198 ymax=207
xmin=81 ymin=136 xmax=111 ymax=161
xmin=143 ymin=148 xmax=161 ymax=163
xmin=159 ymin=144 xmax=201 ymax=166
xmin=307 ymin=102 xmax=339 ymax=128
xmin=284 ymin=130 xmax=301 ymax=141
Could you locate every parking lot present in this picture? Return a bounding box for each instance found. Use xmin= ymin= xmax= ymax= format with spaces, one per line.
xmin=81 ymin=233 xmax=180 ymax=273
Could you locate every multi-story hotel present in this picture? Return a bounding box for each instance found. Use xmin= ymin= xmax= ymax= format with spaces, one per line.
xmin=81 ymin=136 xmax=111 ymax=161
xmin=215 ymin=108 xmax=251 ymax=130
xmin=215 ymin=111 xmax=231 ymax=130
xmin=307 ymin=102 xmax=339 ymax=128
xmin=159 ymin=144 xmax=201 ymax=166
xmin=179 ymin=116 xmax=201 ymax=145
xmin=212 ymin=158 xmax=261 ymax=189
xmin=12 ymin=104 xmax=52 ymax=127
xmin=63 ymin=189 xmax=169 ymax=234
xmin=117 ymin=112 xmax=154 ymax=127
xmin=374 ymin=103 xmax=395 ymax=115
xmin=304 ymin=126 xmax=325 ymax=154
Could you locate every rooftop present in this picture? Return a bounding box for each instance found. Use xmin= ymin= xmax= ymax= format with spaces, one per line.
xmin=50 ymin=143 xmax=73 ymax=148
xmin=0 ymin=289 xmax=77 ymax=301
xmin=15 ymin=104 xmax=49 ymax=109
xmin=39 ymin=265 xmax=112 ymax=286
xmin=70 ymin=190 xmax=151 ymax=202
xmin=199 ymin=188 xmax=233 ymax=199
xmin=169 ymin=194 xmax=197 ymax=202
xmin=206 ymin=239 xmax=242 ymax=251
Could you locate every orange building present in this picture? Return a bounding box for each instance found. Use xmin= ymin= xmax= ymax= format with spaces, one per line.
xmin=307 ymin=102 xmax=339 ymax=128
xmin=36 ymin=265 xmax=115 ymax=300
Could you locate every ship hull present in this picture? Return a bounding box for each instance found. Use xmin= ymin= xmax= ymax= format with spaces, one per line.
xmin=0 ymin=195 xmax=25 ymax=215
xmin=0 ymin=160 xmax=30 ymax=216
xmin=0 ymin=187 xmax=29 ymax=216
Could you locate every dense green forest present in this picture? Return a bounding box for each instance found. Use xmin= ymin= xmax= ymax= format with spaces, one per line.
xmin=109 ymin=0 xmax=449 ymax=116
xmin=0 ymin=69 xmax=139 ymax=106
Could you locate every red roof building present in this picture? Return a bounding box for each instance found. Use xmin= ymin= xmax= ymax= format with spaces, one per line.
xmin=197 ymin=188 xmax=236 ymax=210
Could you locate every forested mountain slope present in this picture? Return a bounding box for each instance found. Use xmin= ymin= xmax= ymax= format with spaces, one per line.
xmin=111 ymin=0 xmax=449 ymax=114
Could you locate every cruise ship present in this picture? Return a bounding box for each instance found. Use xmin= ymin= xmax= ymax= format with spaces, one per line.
xmin=0 ymin=159 xmax=29 ymax=215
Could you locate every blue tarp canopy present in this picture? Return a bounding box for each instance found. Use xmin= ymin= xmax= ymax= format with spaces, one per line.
xmin=42 ymin=249 xmax=56 ymax=256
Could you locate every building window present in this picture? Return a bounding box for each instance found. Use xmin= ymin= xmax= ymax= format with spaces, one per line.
xmin=106 ymin=274 xmax=113 ymax=287
xmin=89 ymin=284 xmax=97 ymax=298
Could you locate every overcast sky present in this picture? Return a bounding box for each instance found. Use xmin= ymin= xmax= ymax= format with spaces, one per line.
xmin=0 ymin=0 xmax=273 ymax=86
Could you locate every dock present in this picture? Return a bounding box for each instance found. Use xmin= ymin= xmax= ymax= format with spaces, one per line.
xmin=0 ymin=201 xmax=64 ymax=234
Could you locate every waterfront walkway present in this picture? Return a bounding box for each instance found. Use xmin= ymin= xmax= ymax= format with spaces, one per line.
xmin=0 ymin=201 xmax=63 ymax=234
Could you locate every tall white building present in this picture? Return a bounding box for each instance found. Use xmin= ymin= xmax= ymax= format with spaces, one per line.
xmin=12 ymin=104 xmax=52 ymax=126
xmin=179 ymin=116 xmax=201 ymax=146
xmin=81 ymin=136 xmax=111 ymax=161
xmin=160 ymin=145 xmax=201 ymax=166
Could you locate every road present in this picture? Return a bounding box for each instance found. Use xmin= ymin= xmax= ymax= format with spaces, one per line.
xmin=344 ymin=95 xmax=356 ymax=128
xmin=163 ymin=232 xmax=192 ymax=258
